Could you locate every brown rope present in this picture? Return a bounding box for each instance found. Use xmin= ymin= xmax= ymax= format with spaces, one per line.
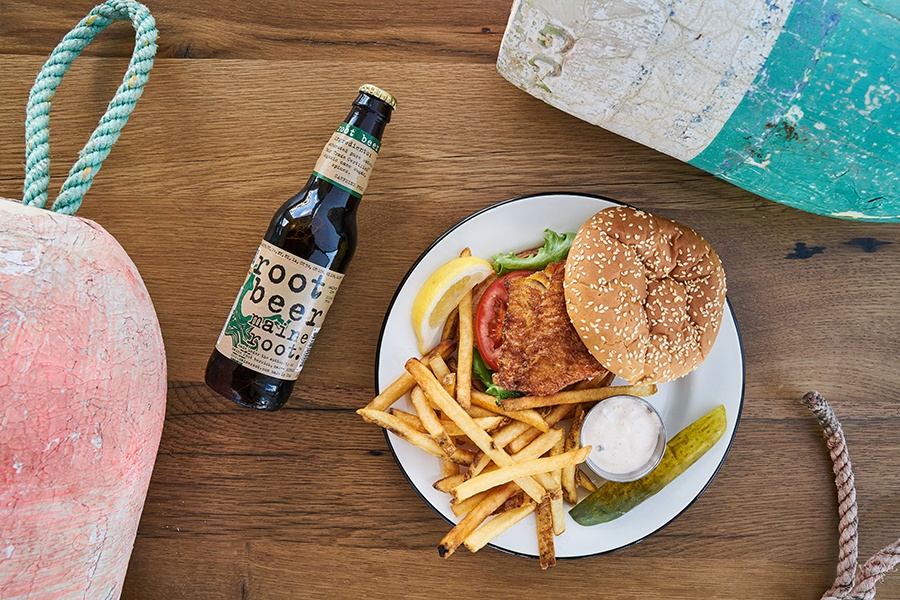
xmin=802 ymin=391 xmax=900 ymax=600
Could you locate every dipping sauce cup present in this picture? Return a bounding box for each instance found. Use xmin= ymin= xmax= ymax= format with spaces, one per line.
xmin=580 ymin=395 xmax=667 ymax=482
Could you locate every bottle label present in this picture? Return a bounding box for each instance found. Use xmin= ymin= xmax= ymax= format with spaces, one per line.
xmin=215 ymin=240 xmax=344 ymax=381
xmin=312 ymin=122 xmax=380 ymax=197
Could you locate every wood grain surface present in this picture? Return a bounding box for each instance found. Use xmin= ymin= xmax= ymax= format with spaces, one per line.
xmin=2 ymin=1 xmax=898 ymax=598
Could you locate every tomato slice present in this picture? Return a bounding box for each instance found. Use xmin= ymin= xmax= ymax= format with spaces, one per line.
xmin=474 ymin=271 xmax=530 ymax=371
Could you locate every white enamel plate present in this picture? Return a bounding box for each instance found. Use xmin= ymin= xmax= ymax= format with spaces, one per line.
xmin=374 ymin=192 xmax=744 ymax=559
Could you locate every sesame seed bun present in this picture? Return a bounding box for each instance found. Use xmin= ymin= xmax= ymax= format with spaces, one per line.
xmin=564 ymin=206 xmax=727 ymax=385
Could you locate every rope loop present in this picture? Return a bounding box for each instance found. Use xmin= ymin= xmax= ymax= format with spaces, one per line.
xmin=802 ymin=391 xmax=900 ymax=600
xmin=22 ymin=0 xmax=157 ymax=215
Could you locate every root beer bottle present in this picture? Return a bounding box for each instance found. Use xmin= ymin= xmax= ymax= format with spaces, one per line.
xmin=205 ymin=84 xmax=396 ymax=410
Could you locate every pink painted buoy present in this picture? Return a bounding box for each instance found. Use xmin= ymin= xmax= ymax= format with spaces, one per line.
xmin=0 ymin=2 xmax=166 ymax=598
xmin=0 ymin=199 xmax=167 ymax=599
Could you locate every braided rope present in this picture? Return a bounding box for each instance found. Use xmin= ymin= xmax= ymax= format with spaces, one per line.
xmin=802 ymin=391 xmax=900 ymax=600
xmin=22 ymin=0 xmax=156 ymax=215
xmin=855 ymin=541 xmax=900 ymax=598
xmin=804 ymin=391 xmax=860 ymax=597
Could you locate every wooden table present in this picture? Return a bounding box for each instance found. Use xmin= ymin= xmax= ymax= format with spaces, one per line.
xmin=2 ymin=1 xmax=898 ymax=598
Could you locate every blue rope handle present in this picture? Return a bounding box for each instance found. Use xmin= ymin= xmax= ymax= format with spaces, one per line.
xmin=22 ymin=0 xmax=157 ymax=215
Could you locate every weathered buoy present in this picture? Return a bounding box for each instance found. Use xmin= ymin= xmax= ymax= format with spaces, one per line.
xmin=0 ymin=199 xmax=167 ymax=600
xmin=0 ymin=2 xmax=166 ymax=598
xmin=498 ymin=0 xmax=899 ymax=221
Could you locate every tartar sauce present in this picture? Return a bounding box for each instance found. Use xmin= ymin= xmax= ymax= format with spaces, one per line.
xmin=583 ymin=395 xmax=664 ymax=477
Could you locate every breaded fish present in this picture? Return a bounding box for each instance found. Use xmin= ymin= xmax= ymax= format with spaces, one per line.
xmin=493 ymin=261 xmax=607 ymax=395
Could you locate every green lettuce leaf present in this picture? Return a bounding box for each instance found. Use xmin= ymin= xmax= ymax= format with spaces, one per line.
xmin=492 ymin=229 xmax=575 ymax=275
xmin=472 ymin=347 xmax=522 ymax=401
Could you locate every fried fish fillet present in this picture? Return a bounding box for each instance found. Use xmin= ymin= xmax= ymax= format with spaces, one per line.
xmin=493 ymin=261 xmax=608 ymax=395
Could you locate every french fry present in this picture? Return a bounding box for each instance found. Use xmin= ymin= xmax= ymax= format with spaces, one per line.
xmin=567 ymin=404 xmax=586 ymax=448
xmin=388 ymin=408 xmax=428 ymax=433
xmin=549 ymin=434 xmax=566 ymax=535
xmin=410 ymin=386 xmax=455 ymax=456
xmin=492 ymin=490 xmax=529 ymax=515
xmin=406 ymin=358 xmax=546 ymax=503
xmin=441 ymin=373 xmax=456 ymax=398
xmin=439 ymin=482 xmax=518 ymax=558
xmin=597 ymin=369 xmax=616 ymax=387
xmin=492 ymin=420 xmax=533 ymax=450
xmin=571 ymin=379 xmax=593 ymax=391
xmin=456 ymin=248 xmax=474 ymax=410
xmin=429 ymin=356 xmax=451 ymax=380
xmin=470 ymin=391 xmax=549 ymax=432
xmin=464 ymin=421 xmax=536 ymax=483
xmin=576 ymin=467 xmax=599 ymax=493
xmin=440 ymin=306 xmax=459 ymax=341
xmin=550 ymin=430 xmax=564 ymax=461
xmin=562 ymin=404 xmax=586 ymax=505
xmin=440 ymin=416 xmax=505 ymax=437
xmin=433 ymin=472 xmax=468 ymax=493
xmin=390 ymin=409 xmax=504 ymax=439
xmin=465 ymin=405 xmax=496 ymax=418
xmin=452 ymin=446 xmax=591 ymax=502
xmin=508 ymin=428 xmax=566 ymax=493
xmin=466 ymin=450 xmax=493 ymax=480
xmin=509 ymin=428 xmax=565 ymax=463
xmin=450 ymin=429 xmax=565 ymax=548
xmin=536 ymin=496 xmax=556 ymax=569
xmin=499 ymin=384 xmax=658 ymax=411
xmin=366 ymin=339 xmax=456 ymax=411
xmin=549 ymin=487 xmax=564 ymax=537
xmin=356 ymin=408 xmax=475 ymax=465
xmin=442 ymin=459 xmax=459 ymax=478
xmin=571 ymin=369 xmax=615 ymax=390
xmin=450 ymin=490 xmax=490 ymax=517
xmin=474 ymin=426 xmax=565 ymax=487
xmin=484 ymin=416 xmax=510 ymax=433
xmin=508 ymin=404 xmax=575 ymax=454
xmin=464 ymin=502 xmax=536 ymax=553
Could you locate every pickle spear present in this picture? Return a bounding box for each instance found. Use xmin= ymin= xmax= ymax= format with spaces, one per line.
xmin=569 ymin=404 xmax=727 ymax=526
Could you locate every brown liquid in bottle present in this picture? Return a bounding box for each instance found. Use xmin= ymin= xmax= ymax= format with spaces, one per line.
xmin=205 ymin=85 xmax=395 ymax=410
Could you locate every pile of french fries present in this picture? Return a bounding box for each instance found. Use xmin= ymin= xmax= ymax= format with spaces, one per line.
xmin=358 ymin=249 xmax=657 ymax=569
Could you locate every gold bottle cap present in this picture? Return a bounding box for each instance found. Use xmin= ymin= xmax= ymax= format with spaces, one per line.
xmin=358 ymin=84 xmax=397 ymax=110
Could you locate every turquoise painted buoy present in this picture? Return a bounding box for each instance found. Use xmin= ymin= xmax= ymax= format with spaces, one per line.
xmin=497 ymin=0 xmax=899 ymax=221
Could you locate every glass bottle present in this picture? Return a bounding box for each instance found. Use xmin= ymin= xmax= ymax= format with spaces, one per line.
xmin=205 ymin=84 xmax=396 ymax=410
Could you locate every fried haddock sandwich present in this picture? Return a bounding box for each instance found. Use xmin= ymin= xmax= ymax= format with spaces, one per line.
xmin=475 ymin=206 xmax=727 ymax=397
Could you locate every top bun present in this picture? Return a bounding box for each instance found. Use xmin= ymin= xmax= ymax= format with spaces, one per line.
xmin=564 ymin=206 xmax=727 ymax=384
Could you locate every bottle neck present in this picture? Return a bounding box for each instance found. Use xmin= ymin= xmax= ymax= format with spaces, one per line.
xmin=303 ymin=93 xmax=392 ymax=202
xmin=344 ymin=92 xmax=392 ymax=141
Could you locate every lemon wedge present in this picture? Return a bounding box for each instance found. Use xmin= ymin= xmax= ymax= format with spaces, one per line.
xmin=411 ymin=255 xmax=493 ymax=353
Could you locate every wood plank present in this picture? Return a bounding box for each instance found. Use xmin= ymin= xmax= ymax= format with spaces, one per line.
xmin=0 ymin=0 xmax=512 ymax=62
xmin=127 ymin=539 xmax=845 ymax=599
xmin=1 ymin=58 xmax=897 ymax=391
xmin=3 ymin=2 xmax=899 ymax=596
xmin=121 ymin=384 xmax=900 ymax=598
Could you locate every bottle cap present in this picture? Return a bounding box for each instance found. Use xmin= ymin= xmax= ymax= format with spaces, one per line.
xmin=358 ymin=84 xmax=397 ymax=110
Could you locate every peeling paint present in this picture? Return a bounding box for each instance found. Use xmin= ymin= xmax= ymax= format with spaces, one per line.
xmin=684 ymin=0 xmax=899 ymax=220
xmin=498 ymin=0 xmax=796 ymax=161
xmin=498 ymin=0 xmax=899 ymax=220
xmin=0 ymin=248 xmax=42 ymax=277
xmin=0 ymin=197 xmax=167 ymax=599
